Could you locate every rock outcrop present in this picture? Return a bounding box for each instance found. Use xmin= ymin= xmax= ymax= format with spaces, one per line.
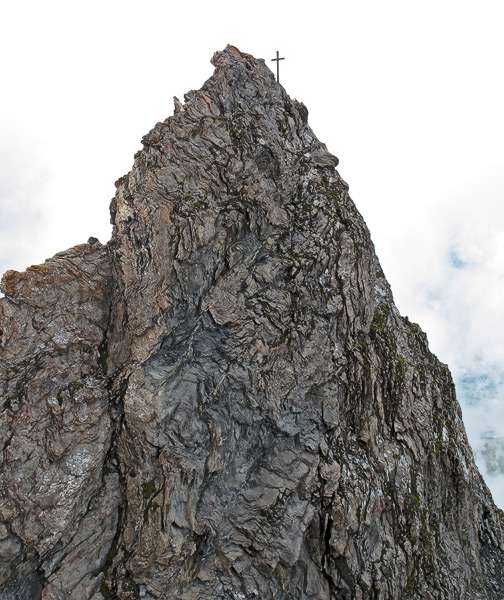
xmin=1 ymin=46 xmax=503 ymax=600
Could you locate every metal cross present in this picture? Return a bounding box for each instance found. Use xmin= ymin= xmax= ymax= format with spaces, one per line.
xmin=271 ymin=50 xmax=285 ymax=83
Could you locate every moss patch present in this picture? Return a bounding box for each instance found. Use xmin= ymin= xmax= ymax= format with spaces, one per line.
xmin=405 ymin=493 xmax=421 ymax=514
xmin=99 ymin=577 xmax=110 ymax=596
xmin=370 ymin=303 xmax=391 ymax=337
xmin=142 ymin=479 xmax=156 ymax=499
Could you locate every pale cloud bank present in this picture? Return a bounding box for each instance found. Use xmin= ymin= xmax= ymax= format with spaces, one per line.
xmin=366 ymin=173 xmax=504 ymax=506
xmin=0 ymin=132 xmax=49 ymax=275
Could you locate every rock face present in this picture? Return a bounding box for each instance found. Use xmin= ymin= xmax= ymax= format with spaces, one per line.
xmin=0 ymin=242 xmax=118 ymax=599
xmin=1 ymin=46 xmax=503 ymax=600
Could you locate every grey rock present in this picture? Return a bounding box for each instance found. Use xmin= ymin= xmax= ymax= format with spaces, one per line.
xmin=1 ymin=45 xmax=503 ymax=599
xmin=0 ymin=242 xmax=118 ymax=598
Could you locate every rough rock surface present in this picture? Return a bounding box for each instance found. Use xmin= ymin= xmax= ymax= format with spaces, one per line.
xmin=0 ymin=241 xmax=118 ymax=599
xmin=1 ymin=46 xmax=503 ymax=599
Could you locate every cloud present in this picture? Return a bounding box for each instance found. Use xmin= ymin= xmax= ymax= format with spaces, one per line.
xmin=368 ymin=171 xmax=504 ymax=507
xmin=0 ymin=133 xmax=50 ymax=276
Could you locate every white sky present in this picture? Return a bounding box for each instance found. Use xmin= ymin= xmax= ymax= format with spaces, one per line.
xmin=2 ymin=0 xmax=503 ymax=505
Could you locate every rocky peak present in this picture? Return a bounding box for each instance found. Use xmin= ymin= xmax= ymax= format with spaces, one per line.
xmin=1 ymin=46 xmax=503 ymax=600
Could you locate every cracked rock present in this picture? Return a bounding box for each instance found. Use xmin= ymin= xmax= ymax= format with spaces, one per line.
xmin=1 ymin=46 xmax=503 ymax=599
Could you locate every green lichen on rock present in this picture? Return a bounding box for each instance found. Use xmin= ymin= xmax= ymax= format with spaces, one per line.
xmin=142 ymin=480 xmax=156 ymax=499
xmin=405 ymin=493 xmax=421 ymax=514
xmin=99 ymin=577 xmax=111 ymax=597
xmin=370 ymin=302 xmax=391 ymax=337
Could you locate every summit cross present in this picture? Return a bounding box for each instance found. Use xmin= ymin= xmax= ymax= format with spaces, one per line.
xmin=271 ymin=50 xmax=285 ymax=83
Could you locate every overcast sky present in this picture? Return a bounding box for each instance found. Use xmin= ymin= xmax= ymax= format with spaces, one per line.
xmin=2 ymin=0 xmax=503 ymax=505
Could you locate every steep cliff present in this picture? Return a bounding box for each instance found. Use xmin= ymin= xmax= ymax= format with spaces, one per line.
xmin=1 ymin=46 xmax=503 ymax=600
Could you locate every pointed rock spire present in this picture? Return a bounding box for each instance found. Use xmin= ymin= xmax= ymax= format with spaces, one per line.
xmin=0 ymin=47 xmax=503 ymax=599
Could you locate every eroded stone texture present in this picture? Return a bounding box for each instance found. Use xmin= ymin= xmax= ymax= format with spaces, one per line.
xmin=1 ymin=46 xmax=503 ymax=599
xmin=103 ymin=47 xmax=504 ymax=599
xmin=0 ymin=242 xmax=119 ymax=599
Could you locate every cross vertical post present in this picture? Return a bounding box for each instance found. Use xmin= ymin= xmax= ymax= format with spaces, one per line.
xmin=271 ymin=50 xmax=285 ymax=83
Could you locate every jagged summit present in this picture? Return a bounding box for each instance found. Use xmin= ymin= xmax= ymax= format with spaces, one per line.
xmin=1 ymin=47 xmax=503 ymax=600
xmin=175 ymin=45 xmax=294 ymax=117
xmin=108 ymin=45 xmax=340 ymax=370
